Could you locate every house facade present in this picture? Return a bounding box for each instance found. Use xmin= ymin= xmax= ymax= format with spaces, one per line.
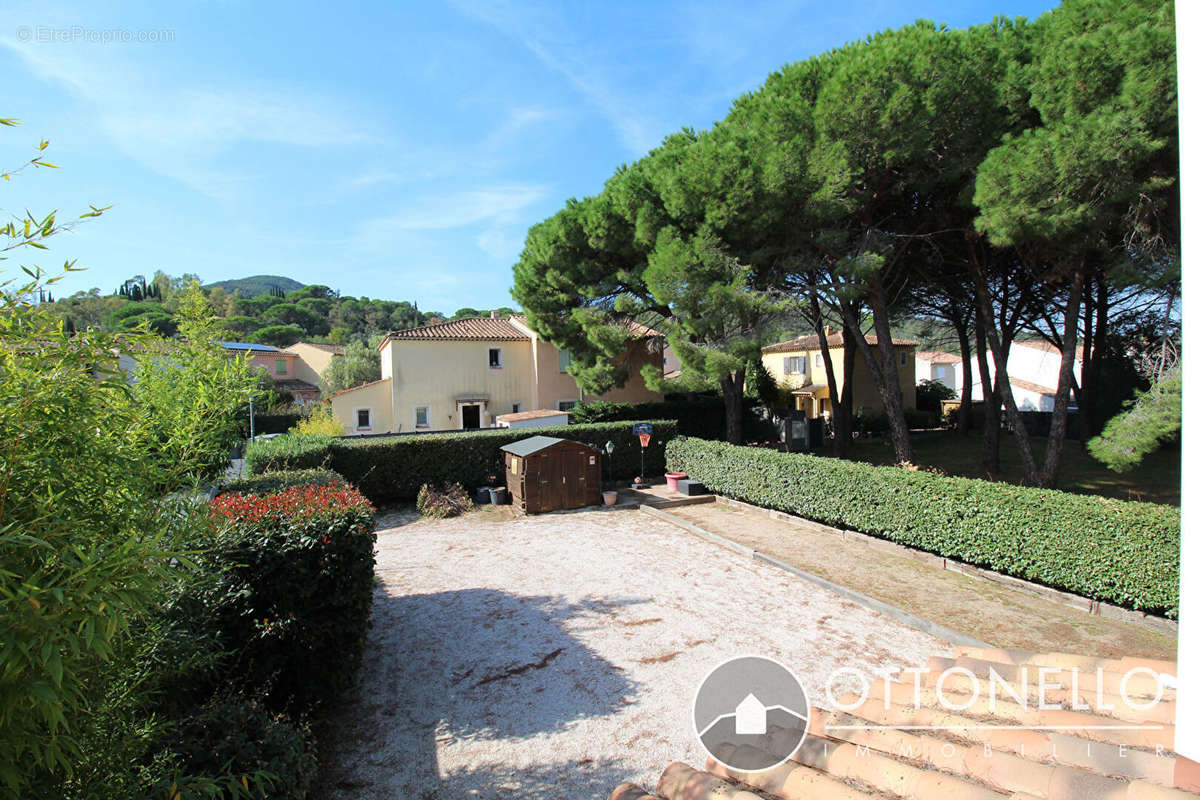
xmin=916 ymin=350 xmax=965 ymax=395
xmin=761 ymin=329 xmax=918 ymax=419
xmin=329 ymin=315 xmax=664 ymax=435
xmin=221 ymin=341 xmax=322 ymax=403
xmin=917 ymin=340 xmax=1084 ymax=411
xmin=288 ymin=341 xmax=344 ymax=387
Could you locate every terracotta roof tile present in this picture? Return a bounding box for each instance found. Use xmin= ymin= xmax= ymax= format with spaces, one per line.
xmin=296 ymin=341 xmax=346 ymax=354
xmin=330 ymin=377 xmax=391 ymax=397
xmin=1008 ymin=377 xmax=1057 ymax=395
xmin=383 ymin=317 xmax=529 ymax=342
xmin=917 ymin=350 xmax=960 ymax=364
xmin=1015 ymin=339 xmax=1086 ymax=359
xmin=762 ymin=331 xmax=918 ymax=353
xmin=511 ymin=314 xmax=664 ymax=338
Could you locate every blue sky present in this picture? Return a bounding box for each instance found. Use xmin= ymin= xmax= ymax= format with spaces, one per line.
xmin=2 ymin=0 xmax=1057 ymax=314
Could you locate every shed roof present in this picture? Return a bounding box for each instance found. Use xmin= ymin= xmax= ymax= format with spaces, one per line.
xmin=500 ymin=435 xmax=595 ymax=457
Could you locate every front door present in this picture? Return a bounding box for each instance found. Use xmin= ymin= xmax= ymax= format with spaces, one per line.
xmin=462 ymin=404 xmax=481 ymax=429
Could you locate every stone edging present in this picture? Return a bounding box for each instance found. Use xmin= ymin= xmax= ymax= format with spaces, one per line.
xmin=712 ymin=495 xmax=1178 ymax=638
xmin=639 ymin=505 xmax=991 ymax=648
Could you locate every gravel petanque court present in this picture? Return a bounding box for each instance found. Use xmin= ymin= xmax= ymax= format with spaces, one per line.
xmin=316 ymin=507 xmax=949 ymax=799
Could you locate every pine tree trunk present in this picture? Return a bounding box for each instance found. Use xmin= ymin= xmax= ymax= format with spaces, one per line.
xmin=720 ymin=369 xmax=746 ymax=445
xmin=810 ymin=293 xmax=850 ymax=458
xmin=955 ymin=321 xmax=973 ymax=436
xmin=842 ymin=288 xmax=914 ymax=465
xmin=1039 ymin=268 xmax=1086 ymax=488
xmin=970 ymin=261 xmax=1040 ymax=485
xmin=1077 ymin=275 xmax=1094 ymax=447
xmin=974 ymin=314 xmax=1000 ymax=476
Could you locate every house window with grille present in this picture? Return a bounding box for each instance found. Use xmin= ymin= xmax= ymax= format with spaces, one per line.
xmin=488 ymin=348 xmax=503 ymax=368
xmin=355 ymin=408 xmax=372 ymax=431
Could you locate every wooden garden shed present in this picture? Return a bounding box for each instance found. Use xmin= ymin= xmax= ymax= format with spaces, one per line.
xmin=500 ymin=436 xmax=602 ymax=514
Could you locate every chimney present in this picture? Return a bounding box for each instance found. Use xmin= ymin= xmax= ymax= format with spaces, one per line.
xmin=490 ymin=310 xmax=499 ymax=319
xmin=824 ymin=325 xmax=836 ymax=337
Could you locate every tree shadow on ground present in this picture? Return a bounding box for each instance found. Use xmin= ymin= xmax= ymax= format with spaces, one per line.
xmin=314 ymin=588 xmax=646 ymax=800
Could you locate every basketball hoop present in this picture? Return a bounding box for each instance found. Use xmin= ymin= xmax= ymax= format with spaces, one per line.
xmin=638 ymin=432 xmax=651 ymax=448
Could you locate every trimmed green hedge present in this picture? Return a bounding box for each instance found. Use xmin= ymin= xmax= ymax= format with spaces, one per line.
xmin=218 ymin=468 xmax=346 ymax=496
xmin=245 ymin=420 xmax=677 ymax=504
xmin=666 ymin=437 xmax=1180 ymax=617
xmin=207 ymin=484 xmax=377 ymax=709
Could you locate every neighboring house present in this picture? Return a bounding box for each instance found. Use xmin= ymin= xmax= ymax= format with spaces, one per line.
xmin=329 ymin=314 xmax=664 ymax=435
xmin=221 ymin=341 xmax=322 ymax=404
xmin=917 ymin=340 xmax=1084 ymax=411
xmin=916 ymin=350 xmax=964 ymax=395
xmin=761 ymin=329 xmax=918 ymax=419
xmin=288 ymin=341 xmax=345 ymax=387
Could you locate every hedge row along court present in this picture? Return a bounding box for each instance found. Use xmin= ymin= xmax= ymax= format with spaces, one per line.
xmin=245 ymin=419 xmax=676 ymax=504
xmin=666 ymin=437 xmax=1180 ymax=617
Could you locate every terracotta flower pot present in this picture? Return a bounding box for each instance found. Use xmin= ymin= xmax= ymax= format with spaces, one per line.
xmin=602 ymin=490 xmax=618 ymax=506
xmin=665 ymin=471 xmax=688 ymax=492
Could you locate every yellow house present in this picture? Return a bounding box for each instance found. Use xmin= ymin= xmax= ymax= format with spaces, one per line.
xmin=761 ymin=329 xmax=917 ymax=419
xmin=289 ymin=341 xmax=345 ymax=387
xmin=329 ymin=315 xmax=664 ymax=435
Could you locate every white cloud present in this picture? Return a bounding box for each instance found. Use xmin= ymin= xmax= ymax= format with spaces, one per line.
xmin=448 ymin=0 xmax=666 ymax=155
xmin=369 ymin=184 xmax=547 ymax=232
xmin=1 ymin=38 xmax=372 ymax=194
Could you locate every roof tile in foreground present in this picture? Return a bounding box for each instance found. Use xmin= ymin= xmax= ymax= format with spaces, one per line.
xmin=611 ymin=648 xmax=1198 ymax=800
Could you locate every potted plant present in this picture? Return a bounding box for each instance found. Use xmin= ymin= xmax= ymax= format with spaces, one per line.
xmin=665 ymin=471 xmax=687 ymax=492
xmin=602 ymin=489 xmax=618 ymax=506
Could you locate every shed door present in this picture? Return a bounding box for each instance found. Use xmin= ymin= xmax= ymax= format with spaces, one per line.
xmin=568 ymin=449 xmax=589 ymax=507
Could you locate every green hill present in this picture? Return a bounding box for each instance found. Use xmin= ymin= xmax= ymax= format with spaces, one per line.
xmin=204 ymin=275 xmax=305 ymax=298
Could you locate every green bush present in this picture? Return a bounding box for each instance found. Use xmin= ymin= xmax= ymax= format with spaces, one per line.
xmin=245 ymin=420 xmax=677 ymax=504
xmin=916 ymin=378 xmax=957 ymax=413
xmin=244 ymin=434 xmax=335 ymax=471
xmin=205 ymin=484 xmax=377 ymax=709
xmin=218 ymin=468 xmax=346 ymax=496
xmin=666 ymin=437 xmax=1180 ymax=617
xmin=416 ymin=483 xmax=472 ymax=518
xmin=167 ymin=695 xmax=317 ymax=800
xmin=570 ymin=398 xmax=726 ymax=439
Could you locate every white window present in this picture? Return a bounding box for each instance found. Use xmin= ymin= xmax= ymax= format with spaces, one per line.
xmin=558 ymin=349 xmax=572 ymax=373
xmin=558 ymin=399 xmax=578 ymax=412
xmin=784 ymin=355 xmax=806 ymax=375
xmin=414 ymin=405 xmax=430 ymax=428
xmin=815 ymin=353 xmax=824 ymax=368
xmin=355 ymin=407 xmax=372 ymax=432
xmin=488 ymin=347 xmax=503 ymax=368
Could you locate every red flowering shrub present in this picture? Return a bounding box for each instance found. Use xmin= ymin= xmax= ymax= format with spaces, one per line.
xmin=211 ymin=483 xmax=373 ymax=524
xmin=199 ymin=483 xmax=377 ymax=711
